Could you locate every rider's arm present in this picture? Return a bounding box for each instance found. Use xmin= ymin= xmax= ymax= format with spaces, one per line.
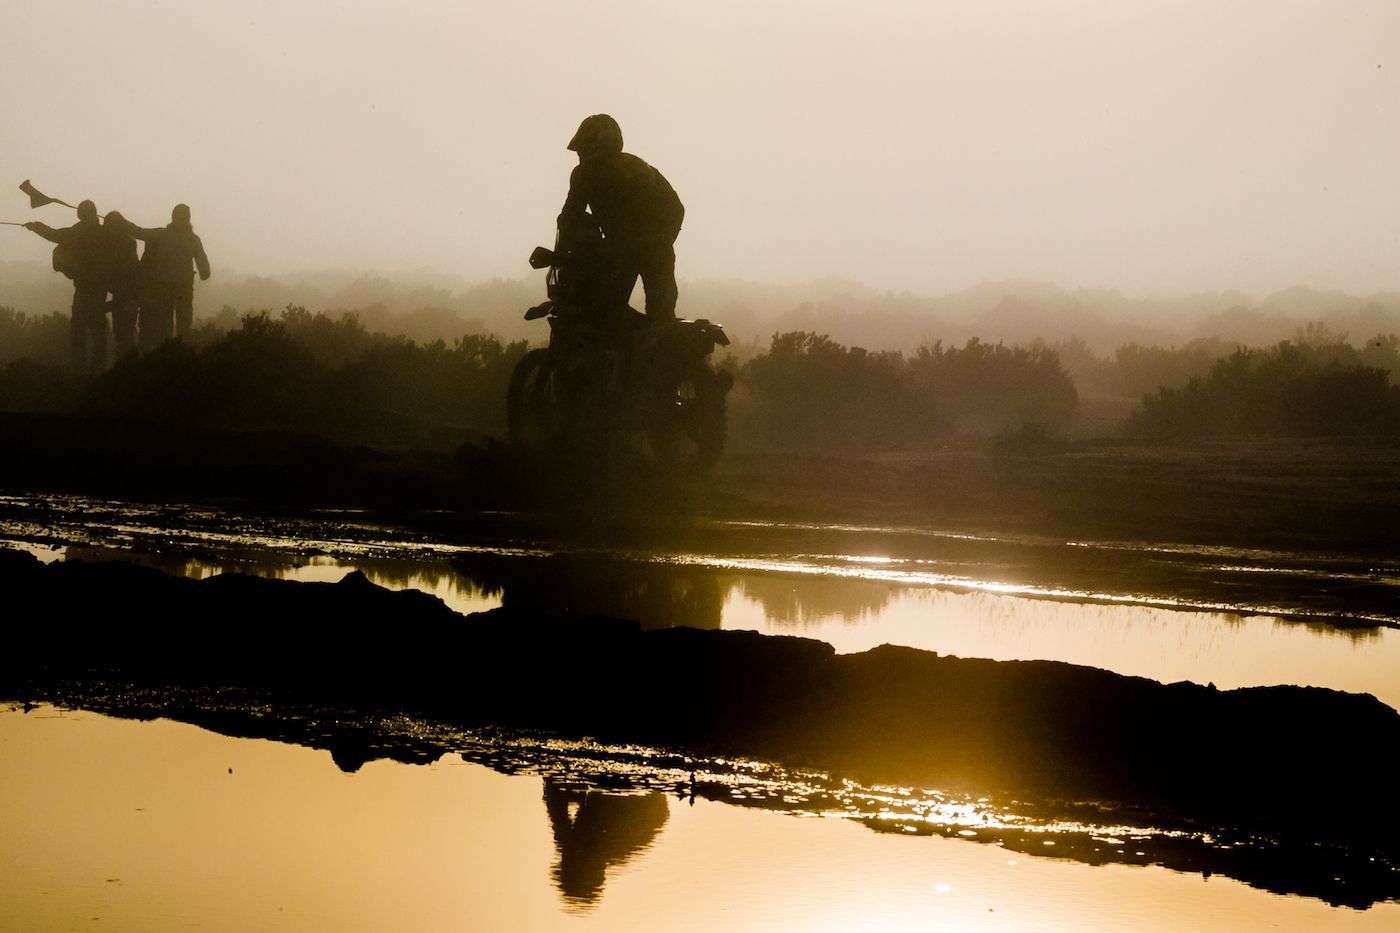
xmin=556 ymin=164 xmax=591 ymax=235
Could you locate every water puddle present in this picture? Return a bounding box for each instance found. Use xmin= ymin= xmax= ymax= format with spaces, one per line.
xmin=2 ymin=703 xmax=1395 ymax=929
xmin=2 ymin=492 xmax=1398 ymax=710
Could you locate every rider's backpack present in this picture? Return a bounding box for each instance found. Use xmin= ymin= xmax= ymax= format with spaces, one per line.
xmin=52 ymin=240 xmax=77 ymax=280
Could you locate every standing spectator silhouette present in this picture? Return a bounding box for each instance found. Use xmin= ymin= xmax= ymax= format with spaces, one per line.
xmin=24 ymin=200 xmax=109 ymax=372
xmin=557 ymin=114 xmax=684 ymax=320
xmin=117 ymin=204 xmax=210 ymax=349
xmin=101 ymin=211 xmax=142 ymax=357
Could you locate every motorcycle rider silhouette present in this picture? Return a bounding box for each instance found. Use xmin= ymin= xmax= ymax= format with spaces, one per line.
xmin=557 ymin=113 xmax=683 ymax=322
xmin=508 ymin=118 xmax=730 ymax=469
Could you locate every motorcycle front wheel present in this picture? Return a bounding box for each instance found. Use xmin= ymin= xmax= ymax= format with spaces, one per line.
xmin=506 ymin=348 xmax=559 ymax=449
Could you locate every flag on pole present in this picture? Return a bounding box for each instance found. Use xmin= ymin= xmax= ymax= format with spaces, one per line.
xmin=19 ymin=179 xmax=77 ymax=211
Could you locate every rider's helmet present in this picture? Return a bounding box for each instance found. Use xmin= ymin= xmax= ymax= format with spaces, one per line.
xmin=567 ymin=114 xmax=623 ymax=156
xmin=171 ymin=203 xmax=191 ymax=226
xmin=76 ymin=200 xmax=98 ymax=223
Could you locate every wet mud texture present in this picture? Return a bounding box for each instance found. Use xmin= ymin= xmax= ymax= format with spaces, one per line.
xmin=3 ymin=412 xmax=1399 ymax=555
xmin=3 ymin=548 xmax=1397 ymax=853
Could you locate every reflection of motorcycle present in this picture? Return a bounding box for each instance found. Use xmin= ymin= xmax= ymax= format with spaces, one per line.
xmin=507 ymin=225 xmax=732 ymax=470
xmin=451 ymin=552 xmax=724 ymax=631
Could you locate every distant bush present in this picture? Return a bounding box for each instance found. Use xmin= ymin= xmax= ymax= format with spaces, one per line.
xmin=323 ymin=332 xmax=527 ymax=446
xmin=81 ymin=313 xmax=322 ymax=429
xmin=1059 ymin=326 xmax=1400 ymax=405
xmin=909 ymin=338 xmax=1078 ymax=435
xmin=737 ymin=332 xmax=918 ymax=449
xmin=1125 ymin=339 xmax=1400 ymax=438
xmin=732 ymin=331 xmax=1077 ymax=450
xmin=0 ymin=306 xmax=68 ymax=365
xmin=19 ymin=304 xmax=1397 ymax=450
xmin=1056 ymin=336 xmax=1242 ymax=399
xmin=1352 ymin=332 xmax=1400 ymax=384
xmin=277 ymin=305 xmax=386 ymax=367
xmin=74 ymin=309 xmax=527 ymax=450
xmin=190 ymin=301 xmax=494 ymax=349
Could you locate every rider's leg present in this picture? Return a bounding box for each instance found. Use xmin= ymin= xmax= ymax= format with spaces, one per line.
xmin=638 ymin=242 xmax=677 ymax=321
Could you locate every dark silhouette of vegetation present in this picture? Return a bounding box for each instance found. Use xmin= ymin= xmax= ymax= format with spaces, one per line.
xmin=62 ymin=307 xmax=529 ymax=450
xmin=910 ymin=338 xmax=1078 ymax=434
xmin=0 ymin=305 xmax=69 ymax=365
xmin=737 ymin=332 xmax=924 ymax=449
xmin=1056 ymin=325 xmax=1400 ymax=405
xmin=324 ymin=330 xmax=526 ymax=447
xmin=7 ymin=294 xmax=1400 ymax=451
xmin=1055 ymin=336 xmax=1242 ymax=400
xmin=1126 ymin=337 xmax=1400 ymax=438
xmin=734 ymin=331 xmax=1078 ymax=449
xmin=193 ymin=301 xmax=496 ymax=354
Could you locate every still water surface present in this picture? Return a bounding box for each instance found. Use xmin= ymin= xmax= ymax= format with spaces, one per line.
xmin=3 ymin=491 xmax=1396 ymax=710
xmin=6 ymin=490 xmax=1397 ymax=925
xmin=8 ymin=544 xmax=1397 ymax=711
xmin=2 ymin=706 xmax=1396 ymax=932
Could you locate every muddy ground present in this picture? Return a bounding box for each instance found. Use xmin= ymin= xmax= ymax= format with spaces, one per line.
xmin=4 ymin=549 xmax=1396 ymax=843
xmin=3 ymin=412 xmax=1398 ymax=556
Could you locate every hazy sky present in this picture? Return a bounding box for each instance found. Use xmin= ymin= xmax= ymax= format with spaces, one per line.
xmin=2 ymin=1 xmax=1398 ymax=298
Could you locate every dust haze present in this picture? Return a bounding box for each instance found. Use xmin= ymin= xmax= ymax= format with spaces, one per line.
xmin=3 ymin=1 xmax=1398 ymax=298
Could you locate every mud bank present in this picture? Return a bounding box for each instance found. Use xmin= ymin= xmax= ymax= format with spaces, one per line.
xmin=5 ymin=412 xmax=1400 ymax=555
xmin=3 ymin=548 xmax=1397 ymax=847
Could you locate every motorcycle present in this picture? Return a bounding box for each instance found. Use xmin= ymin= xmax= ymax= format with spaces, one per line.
xmin=507 ymin=224 xmax=732 ymax=471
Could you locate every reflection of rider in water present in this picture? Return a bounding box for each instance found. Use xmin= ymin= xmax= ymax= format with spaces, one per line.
xmin=543 ymin=777 xmax=669 ymax=906
xmin=558 ymin=114 xmax=685 ymax=321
